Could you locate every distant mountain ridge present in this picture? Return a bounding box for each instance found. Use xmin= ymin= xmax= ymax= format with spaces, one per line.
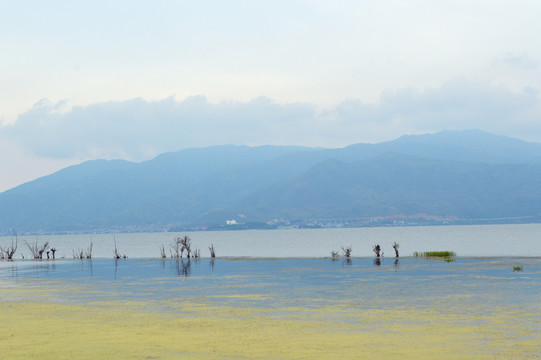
xmin=2 ymin=129 xmax=541 ymax=234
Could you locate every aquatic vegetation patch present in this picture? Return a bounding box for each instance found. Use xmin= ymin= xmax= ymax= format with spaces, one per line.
xmin=414 ymin=251 xmax=456 ymax=261
xmin=0 ymin=296 xmax=539 ymax=360
xmin=1 ymin=258 xmax=540 ymax=359
xmin=414 ymin=251 xmax=456 ymax=258
xmin=513 ymin=265 xmax=524 ymax=272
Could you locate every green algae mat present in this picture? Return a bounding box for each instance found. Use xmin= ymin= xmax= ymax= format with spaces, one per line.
xmin=1 ymin=257 xmax=540 ymax=359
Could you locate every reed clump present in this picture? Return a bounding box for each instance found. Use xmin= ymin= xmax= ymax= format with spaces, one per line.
xmin=414 ymin=251 xmax=456 ymax=262
xmin=413 ymin=251 xmax=456 ymax=258
xmin=513 ymin=265 xmax=523 ymax=272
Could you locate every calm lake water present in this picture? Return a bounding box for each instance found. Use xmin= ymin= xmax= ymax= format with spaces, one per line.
xmin=1 ymin=223 xmax=540 ymax=259
xmin=2 ymin=257 xmax=540 ymax=310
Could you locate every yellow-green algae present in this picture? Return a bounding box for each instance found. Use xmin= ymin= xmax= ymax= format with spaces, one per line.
xmin=1 ymin=283 xmax=539 ymax=359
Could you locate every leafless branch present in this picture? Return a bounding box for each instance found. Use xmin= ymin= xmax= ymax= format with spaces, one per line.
xmin=26 ymin=239 xmax=49 ymax=259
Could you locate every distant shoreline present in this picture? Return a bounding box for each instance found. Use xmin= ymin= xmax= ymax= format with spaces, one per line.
xmin=4 ymin=216 xmax=541 ymax=237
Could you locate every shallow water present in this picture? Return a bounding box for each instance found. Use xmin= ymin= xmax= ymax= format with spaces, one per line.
xmin=1 ymin=257 xmax=540 ymax=359
xmin=2 ymin=257 xmax=540 ymax=311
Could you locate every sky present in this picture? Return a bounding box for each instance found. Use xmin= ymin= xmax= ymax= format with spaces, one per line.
xmin=1 ymin=0 xmax=541 ymax=192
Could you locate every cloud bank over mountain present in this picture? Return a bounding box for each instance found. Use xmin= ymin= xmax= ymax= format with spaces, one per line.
xmin=2 ymin=78 xmax=540 ymax=163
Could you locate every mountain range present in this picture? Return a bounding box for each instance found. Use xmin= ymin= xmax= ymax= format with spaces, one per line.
xmin=2 ymin=129 xmax=541 ymax=234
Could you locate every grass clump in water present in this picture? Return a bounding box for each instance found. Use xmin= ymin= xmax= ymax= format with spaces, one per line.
xmin=413 ymin=251 xmax=456 ymax=262
xmin=513 ymin=265 xmax=524 ymax=272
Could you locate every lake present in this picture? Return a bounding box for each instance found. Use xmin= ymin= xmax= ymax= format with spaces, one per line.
xmin=1 ymin=224 xmax=540 ymax=359
xmin=2 ymin=223 xmax=541 ymax=259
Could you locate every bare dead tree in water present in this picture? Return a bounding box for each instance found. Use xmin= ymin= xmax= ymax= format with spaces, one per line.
xmin=3 ymin=238 xmax=18 ymax=260
xmin=193 ymin=248 xmax=200 ymax=259
xmin=160 ymin=244 xmax=167 ymax=258
xmin=209 ymin=244 xmax=216 ymax=258
xmin=341 ymin=246 xmax=352 ymax=258
xmin=180 ymin=235 xmax=192 ymax=258
xmin=73 ymin=243 xmax=92 ymax=259
xmin=27 ymin=241 xmax=40 ymax=259
xmin=73 ymin=248 xmax=84 ymax=259
xmin=113 ymin=239 xmax=126 ymax=259
xmin=373 ymin=244 xmax=382 ymax=258
xmin=50 ymin=248 xmax=56 ymax=259
xmin=38 ymin=242 xmax=49 ymax=259
xmin=26 ymin=239 xmax=50 ymax=259
xmin=170 ymin=237 xmax=183 ymax=258
xmin=85 ymin=242 xmax=93 ymax=259
xmin=169 ymin=235 xmax=194 ymax=259
xmin=392 ymin=242 xmax=399 ymax=258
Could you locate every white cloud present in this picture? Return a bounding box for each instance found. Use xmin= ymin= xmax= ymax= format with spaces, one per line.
xmin=1 ymin=95 xmax=317 ymax=160
xmin=3 ymin=1 xmax=541 ymax=124
xmin=2 ymin=78 xmax=541 ymax=192
xmin=2 ymin=79 xmax=541 ymax=166
xmin=498 ymin=53 xmax=539 ymax=70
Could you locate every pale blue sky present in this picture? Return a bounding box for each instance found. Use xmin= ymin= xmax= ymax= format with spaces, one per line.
xmin=1 ymin=1 xmax=541 ymax=191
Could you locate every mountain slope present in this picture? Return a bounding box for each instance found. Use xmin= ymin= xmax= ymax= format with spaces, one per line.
xmin=228 ymin=152 xmax=541 ymax=222
xmin=2 ymin=129 xmax=541 ymax=234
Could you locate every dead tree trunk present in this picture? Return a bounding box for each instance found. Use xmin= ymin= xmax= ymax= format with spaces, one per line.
xmin=4 ymin=238 xmax=17 ymax=260
xmin=373 ymin=244 xmax=381 ymax=258
xmin=180 ymin=235 xmax=192 ymax=258
xmin=392 ymin=242 xmax=399 ymax=258
xmin=26 ymin=240 xmax=49 ymax=259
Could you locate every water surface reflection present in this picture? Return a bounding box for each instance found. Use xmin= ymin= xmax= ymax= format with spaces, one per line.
xmin=0 ymin=257 xmax=539 ymax=311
